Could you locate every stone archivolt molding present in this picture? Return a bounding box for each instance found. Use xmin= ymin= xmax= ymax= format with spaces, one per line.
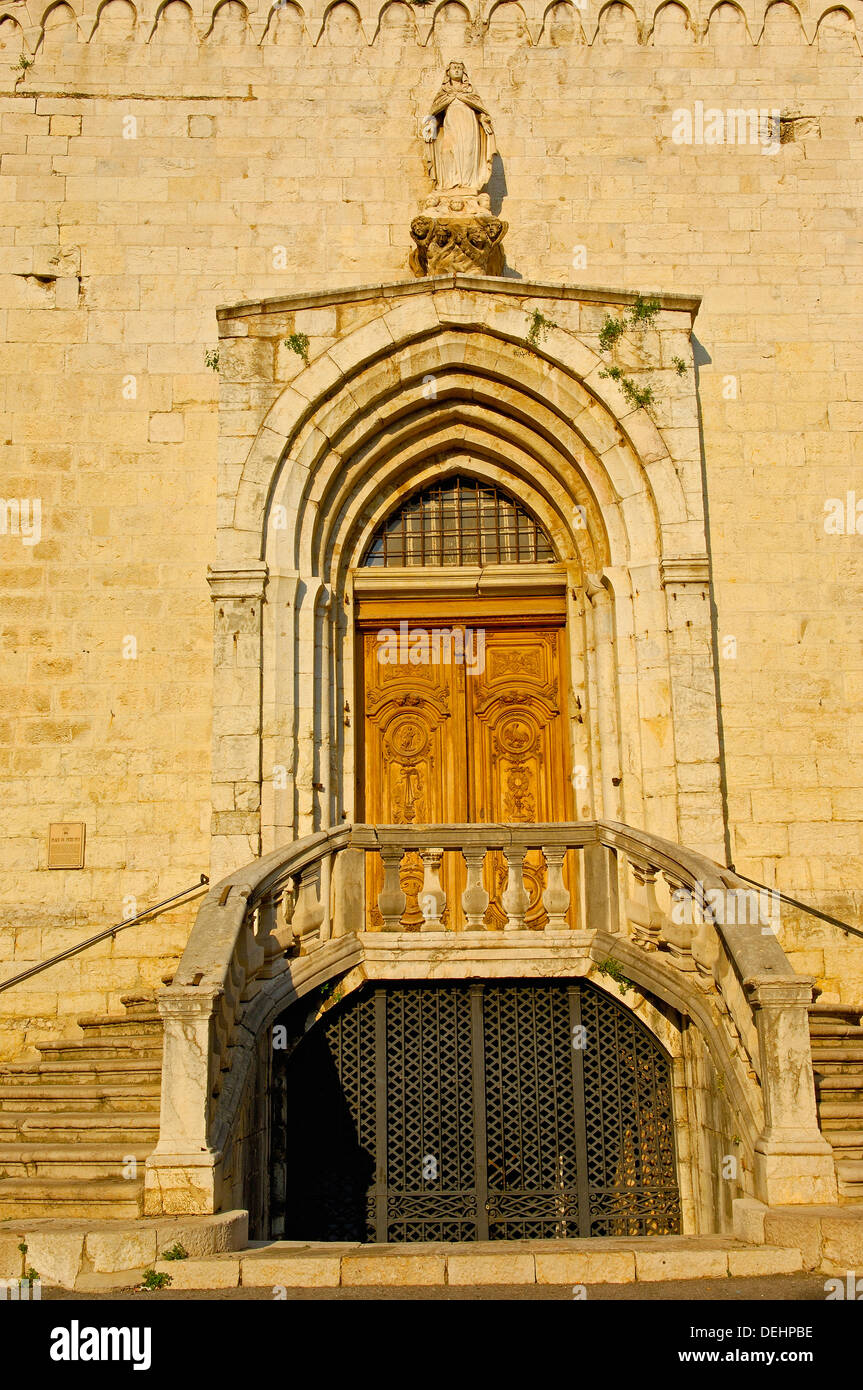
xmin=3 ymin=0 xmax=860 ymax=54
xmin=208 ymin=277 xmax=727 ymax=882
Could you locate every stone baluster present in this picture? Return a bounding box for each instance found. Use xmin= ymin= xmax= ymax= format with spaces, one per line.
xmin=280 ymin=879 xmax=298 ymax=952
xmin=461 ymin=844 xmax=490 ymax=928
xmin=502 ymin=843 xmax=529 ymax=930
xmin=254 ymin=893 xmax=291 ymax=979
xmin=542 ymin=846 xmax=570 ymax=931
xmin=691 ymin=885 xmax=721 ymax=980
xmin=318 ymin=850 xmax=333 ymax=942
xmin=235 ymin=904 xmax=264 ymax=999
xmin=627 ymin=860 xmax=663 ymax=950
xmin=419 ymin=848 xmax=446 ymax=930
xmin=378 ymin=845 xmax=406 ymax=930
xmin=291 ymin=862 xmax=325 ymax=942
xmin=583 ymin=840 xmax=619 ymax=935
xmin=661 ymin=875 xmax=698 ymax=970
xmin=330 ymin=846 xmax=365 ymax=937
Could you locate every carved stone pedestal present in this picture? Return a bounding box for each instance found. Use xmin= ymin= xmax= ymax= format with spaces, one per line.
xmin=410 ymin=192 xmax=507 ymax=277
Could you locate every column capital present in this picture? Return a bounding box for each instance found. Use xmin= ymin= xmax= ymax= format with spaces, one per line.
xmin=746 ymin=975 xmax=815 ymax=1009
xmin=157 ymin=984 xmax=223 ymax=1021
xmin=207 ymin=562 xmax=269 ymax=602
xmin=659 ymin=556 xmax=709 ymax=587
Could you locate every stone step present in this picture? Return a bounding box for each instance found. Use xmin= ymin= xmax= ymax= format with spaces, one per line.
xmin=811 ymin=1078 xmax=861 ymax=1100
xmin=838 ymin=1183 xmax=863 ymax=1203
xmin=0 ymin=1060 xmax=162 ymax=1085
xmin=0 ymin=1177 xmax=144 ymax=1221
xmin=78 ymin=1008 xmax=161 ymax=1030
xmin=809 ymin=1046 xmax=863 ymax=1063
xmin=77 ymin=1020 xmax=162 ymax=1042
xmin=814 ymin=1070 xmax=863 ymax=1088
xmin=837 ymin=1160 xmax=863 ymax=1183
xmin=811 ymin=1059 xmax=863 ymax=1076
xmin=0 ymin=1143 xmax=152 ymax=1179
xmin=821 ymin=1131 xmax=863 ymax=1157
xmin=809 ymin=1002 xmax=863 ymax=1020
xmin=818 ymin=1101 xmax=863 ymax=1120
xmin=810 ymin=1023 xmax=863 ymax=1039
xmin=817 ymin=1117 xmax=861 ymax=1139
xmin=134 ymin=1237 xmax=804 ymax=1292
xmin=0 ymin=1085 xmax=159 ymax=1114
xmin=36 ymin=1041 xmax=163 ymax=1063
xmin=0 ymin=1113 xmax=159 ymax=1143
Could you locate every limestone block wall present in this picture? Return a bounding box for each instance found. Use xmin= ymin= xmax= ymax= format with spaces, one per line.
xmin=0 ymin=0 xmax=861 ymax=1054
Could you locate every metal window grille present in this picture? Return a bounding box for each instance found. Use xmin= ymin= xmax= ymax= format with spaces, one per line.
xmin=362 ymin=475 xmax=555 ymax=567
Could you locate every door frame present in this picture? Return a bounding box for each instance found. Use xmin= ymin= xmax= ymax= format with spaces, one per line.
xmin=353 ymin=563 xmax=571 ymax=824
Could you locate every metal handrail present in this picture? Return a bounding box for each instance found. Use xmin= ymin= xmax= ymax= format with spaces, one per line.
xmin=0 ymin=875 xmax=210 ymax=994
xmin=728 ymin=867 xmax=863 ymax=943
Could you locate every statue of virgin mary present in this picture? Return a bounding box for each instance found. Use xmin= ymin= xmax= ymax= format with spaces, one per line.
xmin=423 ymin=62 xmax=496 ymax=195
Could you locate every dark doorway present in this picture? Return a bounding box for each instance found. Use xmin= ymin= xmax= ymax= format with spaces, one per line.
xmin=271 ymin=979 xmax=680 ymax=1242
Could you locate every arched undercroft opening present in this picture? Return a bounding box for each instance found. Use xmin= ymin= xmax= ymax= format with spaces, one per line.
xmin=268 ymin=976 xmax=681 ymax=1242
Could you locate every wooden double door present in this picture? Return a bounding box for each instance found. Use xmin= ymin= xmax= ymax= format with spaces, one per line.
xmin=360 ymin=608 xmax=573 ymax=930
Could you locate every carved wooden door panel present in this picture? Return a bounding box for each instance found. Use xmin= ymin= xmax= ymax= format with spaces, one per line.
xmin=362 ymin=630 xmax=468 ymax=929
xmin=362 ymin=622 xmax=571 ymax=930
xmin=466 ymin=628 xmax=572 ymax=928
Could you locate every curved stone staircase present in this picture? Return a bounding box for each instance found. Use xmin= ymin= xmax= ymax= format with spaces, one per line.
xmin=810 ymin=999 xmax=863 ymax=1203
xmin=0 ymin=994 xmax=162 ymax=1221
xmin=0 ymin=985 xmax=861 ymax=1223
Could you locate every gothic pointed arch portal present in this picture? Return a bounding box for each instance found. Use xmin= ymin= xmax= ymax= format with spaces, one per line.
xmin=209 ymin=277 xmax=726 ymax=882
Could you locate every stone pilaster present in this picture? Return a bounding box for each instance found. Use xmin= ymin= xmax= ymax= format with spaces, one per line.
xmin=660 ymin=558 xmax=725 ymax=861
xmin=748 ymin=976 xmax=837 ymax=1207
xmin=207 ymin=562 xmax=268 ymax=881
xmin=143 ymin=987 xmax=223 ymax=1216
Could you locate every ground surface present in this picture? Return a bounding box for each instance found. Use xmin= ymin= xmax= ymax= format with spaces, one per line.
xmin=42 ymin=1274 xmax=830 ymax=1300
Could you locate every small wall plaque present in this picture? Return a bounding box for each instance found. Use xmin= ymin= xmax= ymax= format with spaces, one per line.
xmin=48 ymin=822 xmax=86 ymax=870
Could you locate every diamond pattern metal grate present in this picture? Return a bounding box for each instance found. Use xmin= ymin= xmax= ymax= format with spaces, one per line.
xmin=276 ymin=979 xmax=680 ymax=1242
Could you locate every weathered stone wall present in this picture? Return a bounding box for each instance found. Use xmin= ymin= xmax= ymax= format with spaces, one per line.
xmin=0 ymin=0 xmax=861 ymax=1054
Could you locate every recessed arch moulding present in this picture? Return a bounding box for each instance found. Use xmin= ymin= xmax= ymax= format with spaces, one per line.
xmin=209 ymin=276 xmax=724 ymax=880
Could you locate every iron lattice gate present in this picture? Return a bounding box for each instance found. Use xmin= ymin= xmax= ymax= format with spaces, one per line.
xmin=275 ymin=980 xmax=680 ymax=1242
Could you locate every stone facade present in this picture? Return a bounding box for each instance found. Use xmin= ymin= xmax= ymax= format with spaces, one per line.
xmin=0 ymin=0 xmax=861 ymax=1064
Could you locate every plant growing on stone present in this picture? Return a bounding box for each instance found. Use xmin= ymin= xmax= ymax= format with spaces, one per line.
xmin=596 ymin=363 xmax=655 ymax=411
xmin=284 ymin=332 xmax=310 ymax=366
xmin=160 ymin=1243 xmax=188 ymax=1261
xmin=596 ymin=295 xmax=664 ymax=411
xmin=12 ymin=54 xmax=33 ymax=88
xmin=204 ymin=349 xmax=220 ymax=371
xmin=26 ymin=1267 xmax=40 ymax=1282
xmin=517 ymin=308 xmax=558 ymax=358
xmin=597 ymin=956 xmax=632 ymax=996
xmin=672 ymin=355 xmax=688 ymax=376
xmin=140 ymin=1268 xmax=172 ymax=1290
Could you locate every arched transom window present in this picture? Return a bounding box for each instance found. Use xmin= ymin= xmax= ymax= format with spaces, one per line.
xmin=361 ymin=475 xmax=555 ymax=567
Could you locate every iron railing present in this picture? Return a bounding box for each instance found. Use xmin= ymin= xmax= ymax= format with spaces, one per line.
xmin=728 ymin=866 xmax=863 ymax=942
xmin=0 ymin=875 xmax=209 ymax=994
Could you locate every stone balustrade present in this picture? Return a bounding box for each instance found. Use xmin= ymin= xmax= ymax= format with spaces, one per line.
xmin=144 ymin=819 xmax=836 ymax=1216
